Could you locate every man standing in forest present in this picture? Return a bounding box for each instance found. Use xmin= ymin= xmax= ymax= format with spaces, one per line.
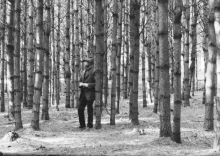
xmin=78 ymin=57 xmax=95 ymax=129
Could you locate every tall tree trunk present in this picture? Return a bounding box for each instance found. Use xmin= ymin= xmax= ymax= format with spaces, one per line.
xmin=142 ymin=0 xmax=147 ymax=108
xmin=27 ymin=0 xmax=34 ymax=109
xmin=65 ymin=0 xmax=71 ymax=108
xmin=14 ymin=0 xmax=23 ymax=130
xmin=202 ymin=1 xmax=208 ymax=105
xmin=213 ymin=0 xmax=220 ymax=150
xmin=1 ymin=0 xmax=6 ymax=112
xmin=22 ymin=0 xmax=28 ymax=108
xmin=153 ymin=0 xmax=159 ymax=113
xmin=75 ymin=0 xmax=80 ymax=108
xmin=87 ymin=0 xmax=92 ymax=56
xmin=173 ymin=0 xmax=183 ymax=143
xmin=70 ymin=0 xmax=75 ymax=108
xmin=110 ymin=0 xmax=118 ymax=125
xmin=124 ymin=0 xmax=129 ymax=99
xmin=189 ymin=0 xmax=197 ymax=97
xmin=103 ymin=0 xmax=108 ymax=107
xmin=31 ymin=0 xmax=43 ymax=130
xmin=7 ymin=0 xmax=15 ymax=120
xmin=94 ymin=0 xmax=103 ymax=129
xmin=51 ymin=0 xmax=55 ymax=106
xmin=116 ymin=0 xmax=123 ymax=114
xmin=56 ymin=0 xmax=61 ymax=110
xmin=41 ymin=0 xmax=50 ymax=120
xmin=183 ymin=0 xmax=190 ymax=107
xmin=130 ymin=0 xmax=140 ymax=125
xmin=158 ymin=0 xmax=172 ymax=137
xmin=204 ymin=0 xmax=216 ymax=131
xmin=80 ymin=0 xmax=84 ymax=69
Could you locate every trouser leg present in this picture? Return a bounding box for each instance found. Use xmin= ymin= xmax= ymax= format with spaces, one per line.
xmin=87 ymin=100 xmax=94 ymax=128
xmin=78 ymin=98 xmax=87 ymax=127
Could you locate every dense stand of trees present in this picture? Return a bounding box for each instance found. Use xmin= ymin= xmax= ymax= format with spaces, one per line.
xmin=1 ymin=0 xmax=220 ymax=148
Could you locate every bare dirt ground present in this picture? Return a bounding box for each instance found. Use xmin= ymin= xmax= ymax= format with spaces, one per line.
xmin=0 ymin=88 xmax=219 ymax=155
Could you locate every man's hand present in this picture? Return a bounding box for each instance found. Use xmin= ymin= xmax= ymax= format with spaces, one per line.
xmin=79 ymin=82 xmax=84 ymax=87
xmin=79 ymin=82 xmax=89 ymax=87
xmin=83 ymin=83 xmax=89 ymax=87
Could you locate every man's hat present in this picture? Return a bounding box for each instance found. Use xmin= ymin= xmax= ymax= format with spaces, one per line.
xmin=81 ymin=57 xmax=94 ymax=63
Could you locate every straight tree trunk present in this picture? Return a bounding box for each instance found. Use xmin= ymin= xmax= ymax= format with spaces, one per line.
xmin=153 ymin=0 xmax=159 ymax=113
xmin=41 ymin=0 xmax=50 ymax=120
xmin=56 ymin=0 xmax=61 ymax=110
xmin=51 ymin=0 xmax=55 ymax=106
xmin=7 ymin=0 xmax=15 ymax=120
xmin=22 ymin=0 xmax=28 ymax=108
xmin=65 ymin=0 xmax=71 ymax=108
xmin=213 ymin=0 xmax=220 ymax=150
xmin=183 ymin=0 xmax=190 ymax=107
xmin=14 ymin=0 xmax=23 ymax=130
xmin=172 ymin=0 xmax=183 ymax=143
xmin=94 ymin=0 xmax=104 ymax=129
xmin=1 ymin=0 xmax=6 ymax=112
xmin=103 ymin=0 xmax=108 ymax=107
xmin=202 ymin=1 xmax=208 ymax=105
xmin=130 ymin=0 xmax=140 ymax=125
xmin=189 ymin=0 xmax=197 ymax=97
xmin=110 ymin=0 xmax=118 ymax=125
xmin=142 ymin=0 xmax=147 ymax=108
xmin=75 ymin=0 xmax=80 ymax=108
xmin=27 ymin=0 xmax=34 ymax=109
xmin=80 ymin=0 xmax=84 ymax=69
xmin=124 ymin=0 xmax=129 ymax=99
xmin=70 ymin=0 xmax=75 ymax=108
xmin=31 ymin=0 xmax=44 ymax=130
xmin=116 ymin=0 xmax=123 ymax=114
xmin=158 ymin=0 xmax=172 ymax=137
xmin=204 ymin=0 xmax=216 ymax=131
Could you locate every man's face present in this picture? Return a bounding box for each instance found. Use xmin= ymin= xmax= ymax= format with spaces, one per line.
xmin=84 ymin=61 xmax=89 ymax=67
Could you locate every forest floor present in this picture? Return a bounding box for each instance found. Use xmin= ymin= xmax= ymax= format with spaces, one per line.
xmin=0 ymin=84 xmax=220 ymax=155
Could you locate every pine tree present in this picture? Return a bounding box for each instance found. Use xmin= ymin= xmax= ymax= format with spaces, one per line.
xmin=7 ymin=0 xmax=15 ymax=120
xmin=158 ymin=0 xmax=172 ymax=137
xmin=31 ymin=0 xmax=44 ymax=130
xmin=41 ymin=0 xmax=51 ymax=120
xmin=130 ymin=0 xmax=140 ymax=125
xmin=14 ymin=0 xmax=23 ymax=130
xmin=65 ymin=0 xmax=71 ymax=108
xmin=0 ymin=0 xmax=6 ymax=112
xmin=173 ymin=0 xmax=183 ymax=143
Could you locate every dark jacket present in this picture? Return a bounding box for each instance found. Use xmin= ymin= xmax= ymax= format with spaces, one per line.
xmin=79 ymin=65 xmax=95 ymax=101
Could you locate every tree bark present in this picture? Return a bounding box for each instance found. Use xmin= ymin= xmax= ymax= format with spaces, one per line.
xmin=31 ymin=0 xmax=44 ymax=130
xmin=27 ymin=0 xmax=34 ymax=109
xmin=94 ymin=0 xmax=104 ymax=129
xmin=183 ymin=0 xmax=190 ymax=107
xmin=1 ymin=0 xmax=6 ymax=112
xmin=41 ymin=0 xmax=50 ymax=120
xmin=70 ymin=0 xmax=75 ymax=108
xmin=116 ymin=0 xmax=123 ymax=114
xmin=103 ymin=0 xmax=108 ymax=107
xmin=158 ymin=0 xmax=172 ymax=137
xmin=189 ymin=0 xmax=197 ymax=97
xmin=213 ymin=0 xmax=220 ymax=150
xmin=204 ymin=0 xmax=216 ymax=131
xmin=7 ymin=0 xmax=15 ymax=120
xmin=172 ymin=0 xmax=183 ymax=143
xmin=130 ymin=0 xmax=140 ymax=125
xmin=142 ymin=0 xmax=147 ymax=108
xmin=56 ymin=0 xmax=61 ymax=110
xmin=22 ymin=0 xmax=28 ymax=108
xmin=14 ymin=0 xmax=23 ymax=130
xmin=65 ymin=0 xmax=71 ymax=108
xmin=110 ymin=0 xmax=118 ymax=125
